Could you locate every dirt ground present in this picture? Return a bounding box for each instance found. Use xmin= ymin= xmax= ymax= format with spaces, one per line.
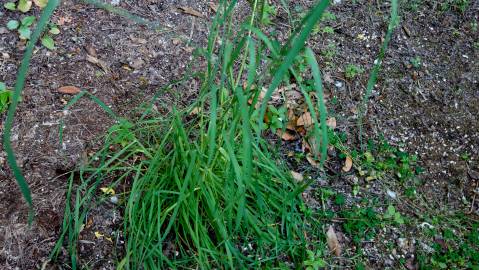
xmin=0 ymin=0 xmax=478 ymax=269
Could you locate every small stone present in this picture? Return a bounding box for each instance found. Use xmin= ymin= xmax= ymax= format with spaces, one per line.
xmin=334 ymin=81 xmax=343 ymax=88
xmin=387 ymin=189 xmax=397 ymax=199
xmin=111 ymin=0 xmax=120 ymax=5
xmin=110 ymin=196 xmax=118 ymax=204
xmin=397 ymin=238 xmax=408 ymax=251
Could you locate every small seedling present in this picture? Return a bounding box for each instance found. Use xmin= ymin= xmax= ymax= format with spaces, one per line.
xmin=321 ymin=11 xmax=336 ymax=21
xmin=304 ymin=250 xmax=326 ymax=270
xmin=410 ymin=56 xmax=422 ymax=68
xmin=260 ymin=1 xmax=277 ymax=25
xmin=344 ymin=64 xmax=363 ymax=79
xmin=0 ymin=82 xmax=12 ymax=113
xmin=4 ymin=2 xmax=16 ymax=11
xmin=322 ymin=26 xmax=334 ymax=34
xmin=7 ymin=15 xmax=35 ymax=40
xmin=383 ymin=205 xmax=404 ymax=225
xmin=321 ymin=42 xmax=337 ymax=63
xmin=5 ymin=5 xmax=60 ymax=50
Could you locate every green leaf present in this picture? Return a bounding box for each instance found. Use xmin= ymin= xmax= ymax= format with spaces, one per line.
xmin=0 ymin=90 xmax=12 ymax=113
xmin=18 ymin=26 xmax=31 ymax=40
xmin=21 ymin=16 xmax=36 ymax=27
xmin=6 ymin=20 xmax=19 ymax=30
xmin=49 ymin=26 xmax=60 ymax=35
xmin=4 ymin=2 xmax=16 ymax=10
xmin=0 ymin=82 xmax=6 ymax=91
xmin=41 ymin=35 xmax=55 ymax=50
xmin=18 ymin=0 xmax=32 ymax=13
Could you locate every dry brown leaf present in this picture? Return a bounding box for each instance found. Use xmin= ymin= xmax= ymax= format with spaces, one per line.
xmin=86 ymin=54 xmax=109 ymax=73
xmin=286 ymin=109 xmax=297 ymax=131
xmin=58 ymin=86 xmax=81 ymax=94
xmin=285 ymin=89 xmax=302 ymax=102
xmin=130 ymin=36 xmax=147 ymax=44
xmin=290 ymin=171 xmax=304 ymax=182
xmin=57 ymin=16 xmax=72 ymax=26
xmin=208 ymin=2 xmax=218 ymax=12
xmin=326 ymin=117 xmax=337 ymax=129
xmin=342 ymin=156 xmax=353 ymax=172
xmin=85 ymin=45 xmax=97 ymax=57
xmin=178 ymin=6 xmax=204 ymax=18
xmin=306 ymin=153 xmax=320 ymax=168
xmin=326 ymin=226 xmax=341 ymax=256
xmin=296 ymin=112 xmax=313 ymax=127
xmin=189 ymin=107 xmax=202 ymax=115
xmin=302 ymin=138 xmax=311 ymax=152
xmin=276 ymin=129 xmax=297 ymax=141
xmin=33 ymin=0 xmax=48 ymax=8
xmin=247 ymin=88 xmax=266 ymax=109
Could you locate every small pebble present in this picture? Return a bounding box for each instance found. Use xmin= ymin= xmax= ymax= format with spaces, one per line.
xmin=110 ymin=196 xmax=119 ymax=204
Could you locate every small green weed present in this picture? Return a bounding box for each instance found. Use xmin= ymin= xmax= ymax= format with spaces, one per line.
xmin=321 ymin=42 xmax=337 ymax=65
xmin=344 ymin=64 xmax=363 ymax=80
xmin=304 ymin=250 xmax=327 ymax=270
xmin=0 ymin=82 xmax=13 ymax=113
xmin=383 ymin=205 xmax=405 ymax=225
xmin=418 ymin=221 xmax=479 ymax=269
xmin=340 ymin=203 xmax=381 ymax=245
xmin=4 ymin=3 xmax=59 ymax=49
xmin=410 ymin=56 xmax=422 ymax=68
xmin=260 ymin=1 xmax=277 ymax=25
xmin=440 ymin=0 xmax=470 ymax=13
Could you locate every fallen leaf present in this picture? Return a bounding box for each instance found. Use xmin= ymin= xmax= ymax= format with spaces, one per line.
xmin=178 ymin=6 xmax=204 ymax=18
xmin=58 ymin=85 xmax=81 ymax=94
xmin=276 ymin=129 xmax=297 ymax=141
xmin=290 ymin=171 xmax=304 ymax=182
xmin=189 ymin=107 xmax=202 ymax=115
xmin=302 ymin=138 xmax=311 ymax=152
xmin=86 ymin=54 xmax=109 ymax=73
xmin=94 ymin=231 xmax=104 ymax=239
xmin=100 ymin=187 xmax=115 ymax=195
xmin=18 ymin=0 xmax=32 ymax=13
xmin=86 ymin=217 xmax=94 ymax=229
xmin=296 ymin=112 xmax=313 ymax=127
xmin=342 ymin=156 xmax=353 ymax=172
xmin=130 ymin=36 xmax=147 ymax=44
xmin=326 ymin=117 xmax=337 ymax=129
xmin=326 ymin=225 xmax=341 ymax=256
xmin=57 ymin=16 xmax=72 ymax=26
xmin=306 ymin=153 xmax=320 ymax=168
xmin=85 ymin=45 xmax=97 ymax=57
xmin=247 ymin=88 xmax=266 ymax=109
xmin=33 ymin=0 xmax=48 ymax=8
xmin=183 ymin=46 xmax=194 ymax=53
xmin=208 ymin=2 xmax=218 ymax=12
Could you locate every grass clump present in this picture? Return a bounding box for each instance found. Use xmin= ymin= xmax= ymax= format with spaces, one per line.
xmin=50 ymin=0 xmax=331 ymax=268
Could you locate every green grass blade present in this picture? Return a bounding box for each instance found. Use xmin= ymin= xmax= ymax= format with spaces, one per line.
xmin=358 ymin=0 xmax=399 ymax=149
xmin=305 ymin=47 xmax=328 ymax=167
xmin=256 ymin=0 xmax=330 ymax=137
xmin=2 ymin=0 xmax=60 ymax=218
